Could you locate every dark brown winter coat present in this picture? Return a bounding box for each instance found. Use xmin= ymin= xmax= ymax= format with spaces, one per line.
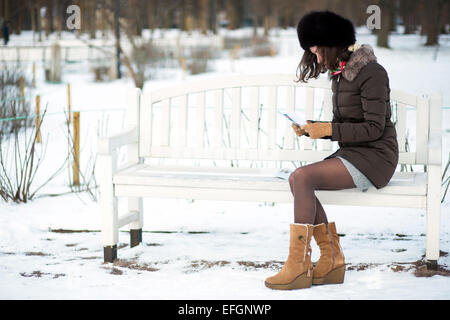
xmin=324 ymin=44 xmax=399 ymax=188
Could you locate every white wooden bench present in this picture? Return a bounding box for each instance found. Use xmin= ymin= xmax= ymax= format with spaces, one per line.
xmin=97 ymin=74 xmax=443 ymax=268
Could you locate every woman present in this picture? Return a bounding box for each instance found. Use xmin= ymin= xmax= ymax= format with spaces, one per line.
xmin=265 ymin=10 xmax=399 ymax=290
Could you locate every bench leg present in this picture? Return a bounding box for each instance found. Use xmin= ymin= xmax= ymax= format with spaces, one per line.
xmin=425 ymin=165 xmax=441 ymax=266
xmin=104 ymin=245 xmax=117 ymax=263
xmin=101 ymin=192 xmax=119 ymax=262
xmin=130 ymin=229 xmax=142 ymax=247
xmin=99 ymin=154 xmax=119 ymax=263
xmin=129 ymin=197 xmax=143 ymax=248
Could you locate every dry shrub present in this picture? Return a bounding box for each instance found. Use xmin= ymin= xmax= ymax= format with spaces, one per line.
xmin=224 ymin=35 xmax=277 ymax=57
xmin=130 ymin=40 xmax=167 ymax=87
xmin=185 ymin=46 xmax=217 ymax=75
xmin=0 ymin=65 xmax=32 ymax=139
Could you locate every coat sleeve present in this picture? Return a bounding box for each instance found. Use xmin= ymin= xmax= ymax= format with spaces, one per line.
xmin=331 ymin=64 xmax=389 ymax=143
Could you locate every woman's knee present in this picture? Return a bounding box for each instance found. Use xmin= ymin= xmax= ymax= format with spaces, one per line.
xmin=288 ymin=172 xmax=295 ymax=186
xmin=290 ymin=167 xmax=312 ymax=186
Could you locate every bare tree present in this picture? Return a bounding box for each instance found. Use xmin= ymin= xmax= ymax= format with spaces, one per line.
xmin=399 ymin=0 xmax=419 ymax=34
xmin=376 ymin=0 xmax=394 ymax=48
xmin=422 ymin=0 xmax=445 ymax=46
xmin=226 ymin=0 xmax=242 ymax=30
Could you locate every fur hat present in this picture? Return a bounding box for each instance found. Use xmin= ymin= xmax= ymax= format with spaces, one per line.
xmin=297 ymin=10 xmax=356 ymax=51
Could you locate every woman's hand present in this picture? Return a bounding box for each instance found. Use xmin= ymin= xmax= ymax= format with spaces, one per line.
xmin=292 ymin=123 xmax=307 ymax=137
xmin=301 ymin=122 xmax=332 ymax=139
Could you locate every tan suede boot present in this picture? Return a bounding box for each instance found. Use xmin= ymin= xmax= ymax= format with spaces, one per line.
xmin=312 ymin=222 xmax=346 ymax=285
xmin=265 ymin=223 xmax=314 ymax=290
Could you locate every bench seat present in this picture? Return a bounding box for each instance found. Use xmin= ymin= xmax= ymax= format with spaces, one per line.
xmin=113 ymin=164 xmax=428 ymax=208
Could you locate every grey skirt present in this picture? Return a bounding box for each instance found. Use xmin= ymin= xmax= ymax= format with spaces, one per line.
xmin=336 ymin=156 xmax=374 ymax=192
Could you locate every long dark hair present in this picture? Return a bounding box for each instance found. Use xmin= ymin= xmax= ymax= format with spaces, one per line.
xmin=295 ymin=46 xmax=352 ymax=83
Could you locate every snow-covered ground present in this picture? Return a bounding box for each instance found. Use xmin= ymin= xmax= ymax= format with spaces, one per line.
xmin=0 ymin=27 xmax=449 ymax=300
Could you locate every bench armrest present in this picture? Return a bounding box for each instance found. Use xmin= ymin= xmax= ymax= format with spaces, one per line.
xmin=97 ymin=127 xmax=138 ymax=155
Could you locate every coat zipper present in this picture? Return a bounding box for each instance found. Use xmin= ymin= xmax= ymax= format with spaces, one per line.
xmin=334 ymin=74 xmax=343 ymax=120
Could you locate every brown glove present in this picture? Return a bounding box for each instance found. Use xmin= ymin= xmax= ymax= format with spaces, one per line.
xmin=291 ymin=123 xmax=307 ymax=137
xmin=300 ymin=122 xmax=332 ymax=139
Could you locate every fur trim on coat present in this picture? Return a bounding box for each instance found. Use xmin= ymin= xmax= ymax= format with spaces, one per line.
xmin=341 ymin=44 xmax=378 ymax=82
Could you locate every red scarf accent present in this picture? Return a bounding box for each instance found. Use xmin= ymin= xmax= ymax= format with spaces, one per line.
xmin=330 ymin=61 xmax=347 ymax=76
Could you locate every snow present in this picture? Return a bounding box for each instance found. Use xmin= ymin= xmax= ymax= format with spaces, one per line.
xmin=1 ymin=27 xmax=449 ymax=300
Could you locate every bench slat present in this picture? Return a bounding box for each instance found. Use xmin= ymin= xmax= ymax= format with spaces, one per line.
xmin=160 ymin=98 xmax=170 ymax=146
xmin=396 ymin=102 xmax=407 ymax=152
xmin=304 ymin=87 xmax=314 ymax=150
xmin=249 ymin=87 xmax=259 ymax=149
xmin=231 ymin=87 xmax=241 ymax=148
xmin=416 ymin=95 xmax=429 ymax=164
xmin=214 ymin=90 xmax=224 ymax=148
xmin=139 ymin=93 xmax=153 ymax=156
xmin=284 ymin=86 xmax=295 ymax=150
xmin=178 ymin=95 xmax=188 ymax=147
xmin=268 ymin=86 xmax=277 ymax=149
xmin=196 ymin=92 xmax=206 ymax=147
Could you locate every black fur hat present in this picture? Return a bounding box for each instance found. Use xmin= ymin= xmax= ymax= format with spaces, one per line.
xmin=297 ymin=10 xmax=356 ymax=51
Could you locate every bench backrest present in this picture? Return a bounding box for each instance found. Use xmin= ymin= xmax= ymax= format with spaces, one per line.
xmin=135 ymin=74 xmax=440 ymax=166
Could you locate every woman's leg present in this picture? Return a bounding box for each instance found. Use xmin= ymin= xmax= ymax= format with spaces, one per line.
xmin=289 ymin=177 xmax=328 ymax=225
xmin=313 ymin=198 xmax=328 ymax=225
xmin=288 ymin=158 xmax=355 ymax=224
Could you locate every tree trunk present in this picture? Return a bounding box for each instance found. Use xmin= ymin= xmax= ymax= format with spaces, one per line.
xmin=209 ymin=0 xmax=217 ymax=34
xmin=15 ymin=1 xmax=23 ymax=34
xmin=199 ymin=0 xmax=208 ymax=35
xmin=89 ymin=0 xmax=96 ymax=39
xmin=227 ymin=0 xmax=239 ymax=30
xmin=134 ymin=0 xmax=143 ymax=37
xmin=185 ymin=0 xmax=195 ymax=33
xmin=4 ymin=0 xmax=8 ymax=21
xmin=37 ymin=3 xmax=42 ymax=42
xmin=0 ymin=0 xmax=3 ymax=40
xmin=376 ymin=0 xmax=391 ymax=48
xmin=48 ymin=0 xmax=54 ymax=34
xmin=44 ymin=7 xmax=50 ymax=39
xmin=30 ymin=2 xmax=36 ymax=42
xmin=389 ymin=2 xmax=397 ymax=32
xmin=263 ymin=15 xmax=269 ymax=36
xmin=55 ymin=0 xmax=62 ymax=39
xmin=400 ymin=0 xmax=418 ymax=34
xmin=440 ymin=0 xmax=449 ymax=34
xmin=424 ymin=0 xmax=442 ymax=46
xmin=148 ymin=0 xmax=155 ymax=31
xmin=114 ymin=0 xmax=121 ymax=79
xmin=253 ymin=13 xmax=258 ymax=37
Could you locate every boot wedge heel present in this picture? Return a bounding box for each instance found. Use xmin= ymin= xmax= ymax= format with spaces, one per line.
xmin=265 ymin=271 xmax=313 ymax=290
xmin=312 ymin=265 xmax=345 ymax=285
